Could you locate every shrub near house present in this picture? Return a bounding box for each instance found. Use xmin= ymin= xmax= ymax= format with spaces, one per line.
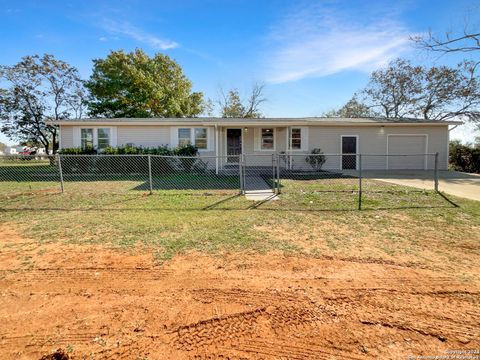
xmin=449 ymin=141 xmax=480 ymax=174
xmin=58 ymin=145 xmax=199 ymax=175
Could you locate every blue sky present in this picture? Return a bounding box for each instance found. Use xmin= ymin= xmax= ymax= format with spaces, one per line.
xmin=0 ymin=0 xmax=479 ymax=145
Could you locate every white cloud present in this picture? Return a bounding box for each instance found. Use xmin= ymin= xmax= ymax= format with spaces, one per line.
xmin=101 ymin=19 xmax=178 ymax=50
xmin=264 ymin=3 xmax=413 ymax=83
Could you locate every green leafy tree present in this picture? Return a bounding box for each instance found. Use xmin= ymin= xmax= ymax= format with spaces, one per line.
xmin=0 ymin=54 xmax=85 ymax=154
xmin=449 ymin=140 xmax=480 ymax=173
xmin=0 ymin=141 xmax=6 ymax=153
xmin=86 ymin=49 xmax=204 ymax=118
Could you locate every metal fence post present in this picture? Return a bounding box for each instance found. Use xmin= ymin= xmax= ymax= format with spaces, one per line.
xmin=57 ymin=153 xmax=64 ymax=193
xmin=434 ymin=152 xmax=439 ymax=192
xmin=148 ymin=155 xmax=153 ymax=195
xmin=239 ymin=155 xmax=243 ymax=194
xmin=242 ymin=154 xmax=247 ymax=194
xmin=358 ymin=153 xmax=362 ymax=210
xmin=276 ymin=154 xmax=281 ymax=194
xmin=272 ymin=154 xmax=276 ymax=194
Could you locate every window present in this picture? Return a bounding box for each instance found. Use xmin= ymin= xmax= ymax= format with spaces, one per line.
xmin=81 ymin=128 xmax=93 ymax=149
xmin=97 ymin=128 xmax=110 ymax=150
xmin=178 ymin=128 xmax=191 ymax=147
xmin=194 ymin=128 xmax=207 ymax=149
xmin=80 ymin=128 xmax=111 ymax=150
xmin=261 ymin=128 xmax=274 ymax=150
xmin=290 ymin=128 xmax=302 ymax=150
xmin=177 ymin=127 xmax=209 ymax=150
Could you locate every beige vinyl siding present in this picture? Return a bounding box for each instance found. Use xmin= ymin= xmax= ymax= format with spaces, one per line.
xmin=60 ymin=125 xmax=74 ymax=148
xmin=117 ymin=126 xmax=170 ymax=147
xmin=308 ymin=125 xmax=448 ymax=170
xmin=388 ymin=135 xmax=426 ymax=169
xmin=58 ymin=123 xmax=450 ymax=170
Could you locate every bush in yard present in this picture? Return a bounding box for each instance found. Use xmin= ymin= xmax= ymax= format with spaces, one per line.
xmin=305 ymin=148 xmax=326 ymax=170
xmin=57 ymin=145 xmax=199 ymax=174
xmin=59 ymin=146 xmax=96 ymax=155
xmin=59 ymin=146 xmax=96 ymax=173
xmin=449 ymin=141 xmax=480 ymax=173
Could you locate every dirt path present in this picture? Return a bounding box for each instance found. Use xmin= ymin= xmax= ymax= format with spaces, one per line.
xmin=0 ymin=226 xmax=479 ymax=359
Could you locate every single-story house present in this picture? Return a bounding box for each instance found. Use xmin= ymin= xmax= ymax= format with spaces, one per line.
xmin=55 ymin=117 xmax=460 ymax=171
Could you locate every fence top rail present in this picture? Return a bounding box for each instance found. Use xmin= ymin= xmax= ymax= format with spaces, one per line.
xmin=56 ymin=154 xmax=241 ymax=159
xmin=282 ymin=153 xmax=438 ymax=156
xmin=0 ymin=153 xmax=438 ymax=159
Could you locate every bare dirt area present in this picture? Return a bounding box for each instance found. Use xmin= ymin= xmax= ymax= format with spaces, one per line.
xmin=0 ymin=225 xmax=479 ymax=360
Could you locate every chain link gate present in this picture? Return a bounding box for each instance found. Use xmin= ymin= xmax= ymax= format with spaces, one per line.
xmin=240 ymin=154 xmax=278 ymax=194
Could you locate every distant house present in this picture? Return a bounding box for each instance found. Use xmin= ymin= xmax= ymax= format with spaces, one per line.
xmin=4 ymin=146 xmax=47 ymax=155
xmin=55 ymin=117 xmax=460 ymax=171
xmin=4 ymin=146 xmax=20 ymax=155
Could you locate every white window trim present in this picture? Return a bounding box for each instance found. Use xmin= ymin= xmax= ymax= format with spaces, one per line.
xmin=194 ymin=128 xmax=208 ymax=150
xmin=178 ymin=128 xmax=192 ymax=147
xmin=386 ymin=134 xmax=428 ymax=170
xmin=340 ymin=135 xmax=359 ymax=170
xmin=257 ymin=127 xmax=277 ymax=152
xmin=171 ymin=127 xmax=211 ymax=151
xmin=78 ymin=127 xmax=116 ymax=149
xmin=287 ymin=127 xmax=308 ymax=152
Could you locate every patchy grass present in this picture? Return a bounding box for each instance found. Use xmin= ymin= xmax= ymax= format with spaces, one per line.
xmin=0 ymin=178 xmax=479 ymax=280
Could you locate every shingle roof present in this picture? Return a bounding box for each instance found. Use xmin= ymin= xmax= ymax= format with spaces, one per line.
xmin=53 ymin=117 xmax=461 ymax=125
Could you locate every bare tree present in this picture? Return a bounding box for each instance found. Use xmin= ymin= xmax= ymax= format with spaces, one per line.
xmin=360 ymin=59 xmax=423 ymax=118
xmin=414 ymin=61 xmax=480 ymax=121
xmin=358 ymin=58 xmax=480 ymax=122
xmin=217 ymin=82 xmax=266 ymax=118
xmin=323 ymin=95 xmax=376 ymax=118
xmin=411 ymin=29 xmax=480 ymax=54
xmin=243 ymin=83 xmax=267 ymax=118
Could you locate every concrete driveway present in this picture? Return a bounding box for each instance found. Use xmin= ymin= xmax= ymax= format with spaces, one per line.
xmin=362 ymin=170 xmax=480 ymax=201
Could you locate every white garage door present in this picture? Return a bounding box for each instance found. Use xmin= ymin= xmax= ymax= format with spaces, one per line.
xmin=388 ymin=135 xmax=426 ymax=170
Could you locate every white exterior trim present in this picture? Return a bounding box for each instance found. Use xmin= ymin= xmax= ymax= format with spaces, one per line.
xmin=254 ymin=127 xmax=277 ymax=152
xmin=59 ymin=126 xmax=63 ymax=150
xmin=340 ymin=135 xmax=359 ymax=170
xmin=386 ymin=134 xmax=428 ymax=170
xmin=287 ymin=126 xmax=309 ymax=152
xmin=75 ymin=126 xmax=117 ymax=149
xmin=169 ymin=126 xmax=212 ymax=152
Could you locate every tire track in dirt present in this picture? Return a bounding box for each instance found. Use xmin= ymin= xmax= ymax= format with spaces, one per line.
xmin=0 ymin=267 xmax=172 ymax=282
xmin=172 ymin=304 xmax=327 ymax=352
xmin=173 ymin=288 xmax=335 ymax=358
xmin=232 ymin=339 xmax=368 ymax=360
xmin=323 ymin=287 xmax=480 ymax=343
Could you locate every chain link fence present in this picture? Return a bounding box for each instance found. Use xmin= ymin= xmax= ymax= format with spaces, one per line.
xmin=0 ymin=153 xmax=445 ymax=209
xmin=0 ymin=155 xmax=60 ymax=196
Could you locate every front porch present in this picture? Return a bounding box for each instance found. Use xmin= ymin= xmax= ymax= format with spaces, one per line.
xmin=212 ymin=125 xmax=308 ymax=172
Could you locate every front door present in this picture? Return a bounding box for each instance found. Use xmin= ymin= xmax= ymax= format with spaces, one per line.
xmin=342 ymin=136 xmax=357 ymax=170
xmin=226 ymin=128 xmax=242 ymax=163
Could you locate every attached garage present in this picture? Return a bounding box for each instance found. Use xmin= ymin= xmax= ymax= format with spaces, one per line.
xmin=387 ymin=135 xmax=427 ymax=170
